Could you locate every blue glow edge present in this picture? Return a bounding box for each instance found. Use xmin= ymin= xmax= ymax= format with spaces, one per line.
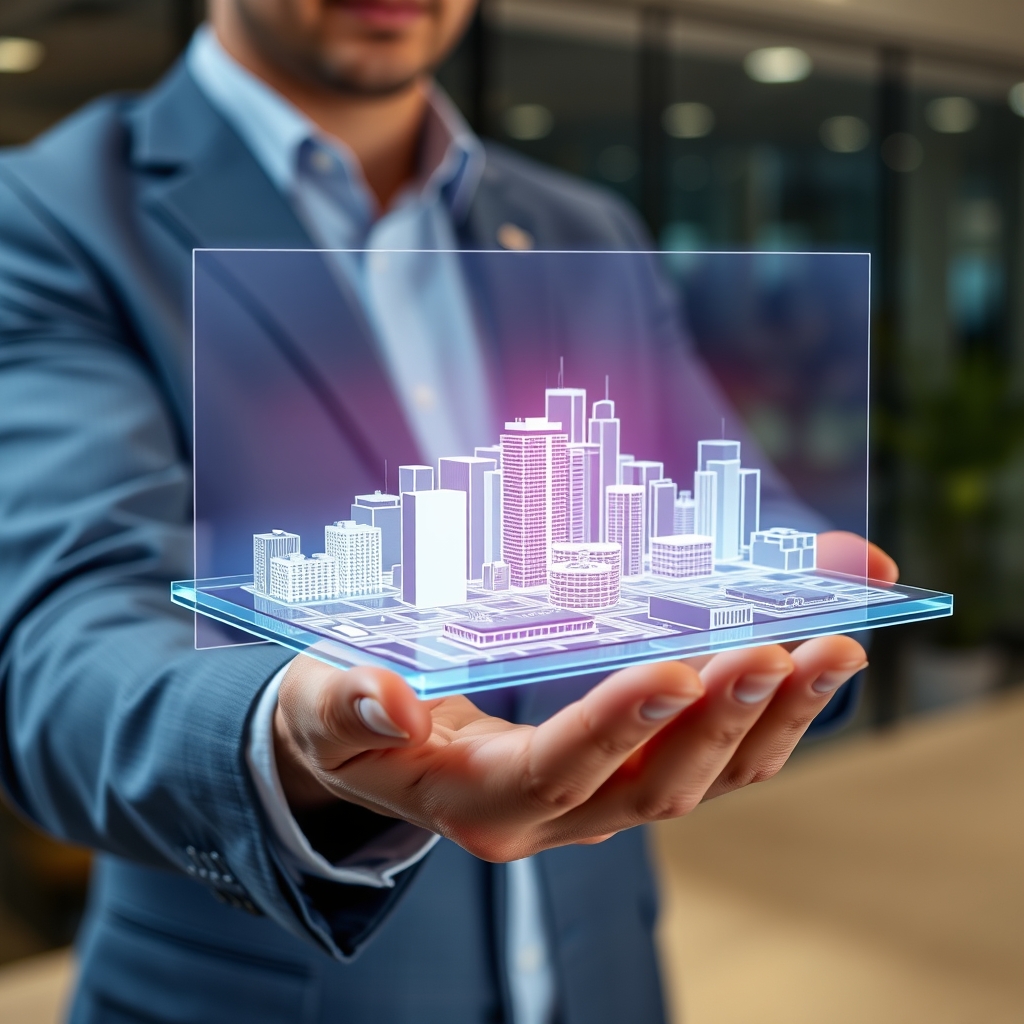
xmin=171 ymin=576 xmax=953 ymax=698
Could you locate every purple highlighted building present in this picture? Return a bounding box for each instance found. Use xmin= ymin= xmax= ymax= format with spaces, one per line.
xmin=443 ymin=607 xmax=596 ymax=648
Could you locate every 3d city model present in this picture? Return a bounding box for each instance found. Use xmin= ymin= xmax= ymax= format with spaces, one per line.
xmin=236 ymin=381 xmax=910 ymax=672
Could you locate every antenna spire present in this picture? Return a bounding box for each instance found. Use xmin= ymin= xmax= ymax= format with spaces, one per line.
xmin=721 ymin=417 xmax=725 ymax=440
xmin=605 ymin=374 xmax=609 ymax=400
xmin=384 ymin=459 xmax=388 ymax=493
xmin=559 ymin=356 xmax=564 ymax=389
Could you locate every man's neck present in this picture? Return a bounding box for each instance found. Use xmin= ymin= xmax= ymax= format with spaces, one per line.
xmin=213 ymin=28 xmax=427 ymax=211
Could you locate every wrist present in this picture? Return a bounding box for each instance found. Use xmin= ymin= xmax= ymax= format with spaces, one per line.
xmin=272 ymin=703 xmax=338 ymax=811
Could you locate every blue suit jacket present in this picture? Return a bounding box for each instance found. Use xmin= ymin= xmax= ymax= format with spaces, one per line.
xmin=0 ymin=59 xmax=856 ymax=1024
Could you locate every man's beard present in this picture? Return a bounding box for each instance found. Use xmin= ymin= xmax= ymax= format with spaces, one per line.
xmin=236 ymin=0 xmax=433 ymax=98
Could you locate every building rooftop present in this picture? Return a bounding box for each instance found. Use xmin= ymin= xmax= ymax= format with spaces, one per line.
xmin=447 ymin=607 xmax=594 ymax=636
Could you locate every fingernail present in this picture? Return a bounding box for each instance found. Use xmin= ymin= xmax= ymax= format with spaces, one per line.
xmin=639 ymin=695 xmax=695 ymax=721
xmin=733 ymin=672 xmax=786 ymax=704
xmin=812 ymin=663 xmax=868 ymax=695
xmin=356 ymin=697 xmax=409 ymax=738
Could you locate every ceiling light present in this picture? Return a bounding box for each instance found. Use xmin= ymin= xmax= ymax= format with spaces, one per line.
xmin=820 ymin=115 xmax=870 ymax=153
xmin=503 ymin=104 xmax=554 ymax=142
xmin=0 ymin=37 xmax=44 ymax=74
xmin=744 ymin=47 xmax=812 ymax=84
xmin=926 ymin=96 xmax=978 ymax=134
xmin=662 ymin=102 xmax=715 ymax=139
xmin=1007 ymin=83 xmax=1024 ymax=117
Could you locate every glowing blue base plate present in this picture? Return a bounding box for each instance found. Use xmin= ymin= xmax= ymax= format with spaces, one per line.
xmin=172 ymin=566 xmax=952 ymax=698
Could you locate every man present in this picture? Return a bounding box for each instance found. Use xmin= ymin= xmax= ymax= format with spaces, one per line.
xmin=0 ymin=2 xmax=895 ymax=1022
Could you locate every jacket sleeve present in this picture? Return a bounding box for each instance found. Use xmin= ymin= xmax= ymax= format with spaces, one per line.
xmin=0 ymin=166 xmax=422 ymax=959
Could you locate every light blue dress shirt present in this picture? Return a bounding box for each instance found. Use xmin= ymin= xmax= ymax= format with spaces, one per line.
xmin=188 ymin=28 xmax=553 ymax=1024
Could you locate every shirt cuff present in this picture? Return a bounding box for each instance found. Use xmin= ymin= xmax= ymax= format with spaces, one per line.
xmin=246 ymin=662 xmax=439 ymax=889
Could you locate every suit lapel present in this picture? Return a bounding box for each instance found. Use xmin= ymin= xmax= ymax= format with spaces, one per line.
xmin=129 ymin=62 xmax=420 ymax=474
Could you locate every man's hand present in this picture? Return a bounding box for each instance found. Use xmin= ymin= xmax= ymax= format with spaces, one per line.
xmin=275 ymin=643 xmax=866 ymax=860
xmin=274 ymin=534 xmax=891 ymax=860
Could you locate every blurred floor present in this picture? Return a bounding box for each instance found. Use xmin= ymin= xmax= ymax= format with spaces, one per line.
xmin=654 ymin=689 xmax=1024 ymax=1024
xmin=0 ymin=691 xmax=1021 ymax=1023
xmin=0 ymin=949 xmax=73 ymax=1024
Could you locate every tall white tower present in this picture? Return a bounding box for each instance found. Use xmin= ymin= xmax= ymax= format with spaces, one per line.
xmin=695 ymin=470 xmax=717 ymax=543
xmin=622 ymin=460 xmax=664 ymax=552
xmin=483 ymin=468 xmax=502 ymax=565
xmin=401 ymin=489 xmax=467 ymax=607
xmin=739 ymin=468 xmax=761 ymax=553
xmin=649 ymin=478 xmax=678 ymax=542
xmin=545 ymin=388 xmax=587 ymax=444
xmin=606 ymin=484 xmax=645 ymax=578
xmin=566 ymin=445 xmax=586 ymax=542
xmin=588 ymin=399 xmax=620 ymax=543
xmin=698 ymin=440 xmax=742 ymax=561
xmin=439 ymin=456 xmax=497 ymax=581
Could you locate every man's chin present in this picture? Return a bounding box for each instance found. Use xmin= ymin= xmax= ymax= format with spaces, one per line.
xmin=314 ymin=64 xmax=424 ymax=97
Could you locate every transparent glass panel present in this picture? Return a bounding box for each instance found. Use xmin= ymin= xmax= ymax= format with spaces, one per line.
xmin=174 ymin=248 xmax=951 ymax=697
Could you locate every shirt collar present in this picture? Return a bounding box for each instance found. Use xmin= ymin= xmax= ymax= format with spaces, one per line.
xmin=186 ymin=24 xmax=483 ymax=222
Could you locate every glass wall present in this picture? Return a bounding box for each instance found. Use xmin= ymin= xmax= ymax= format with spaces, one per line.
xmin=441 ymin=0 xmax=1024 ymax=718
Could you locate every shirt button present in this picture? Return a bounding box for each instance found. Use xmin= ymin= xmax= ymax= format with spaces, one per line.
xmin=516 ymin=945 xmax=543 ymax=973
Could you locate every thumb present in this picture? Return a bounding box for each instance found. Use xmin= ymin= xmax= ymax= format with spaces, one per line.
xmin=276 ymin=657 xmax=432 ymax=795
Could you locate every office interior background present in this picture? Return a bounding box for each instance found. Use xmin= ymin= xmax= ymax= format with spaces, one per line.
xmin=0 ymin=1 xmax=1021 ymax=1021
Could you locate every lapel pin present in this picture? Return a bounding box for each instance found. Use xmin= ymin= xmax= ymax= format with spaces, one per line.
xmin=497 ymin=223 xmax=534 ymax=251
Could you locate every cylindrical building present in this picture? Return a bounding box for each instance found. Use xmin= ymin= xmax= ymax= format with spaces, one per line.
xmin=548 ymin=548 xmax=620 ymax=610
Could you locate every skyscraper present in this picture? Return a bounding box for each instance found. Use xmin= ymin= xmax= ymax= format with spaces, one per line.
xmin=567 ymin=444 xmax=586 ymax=542
xmin=439 ymin=456 xmax=497 ymax=580
xmin=325 ymin=520 xmax=382 ymax=596
xmin=649 ymin=478 xmax=678 ymax=542
xmin=606 ymin=484 xmax=645 ymax=578
xmin=698 ymin=440 xmax=742 ymax=562
xmin=622 ymin=461 xmax=663 ymax=488
xmin=617 ymin=454 xmax=635 ymax=485
xmin=739 ymin=468 xmax=761 ymax=551
xmin=474 ymin=445 xmax=502 ymax=470
xmin=544 ymin=388 xmax=586 ymax=443
xmin=252 ymin=530 xmax=300 ymax=595
xmin=269 ymin=552 xmax=340 ymax=603
xmin=574 ymin=442 xmax=601 ymax=542
xmin=483 ymin=468 xmax=502 ymax=565
xmin=351 ymin=491 xmax=401 ymax=574
xmin=501 ymin=418 xmax=568 ymax=588
xmin=622 ymin=461 xmax=664 ymax=552
xmin=588 ymin=400 xmax=620 ymax=543
xmin=398 ymin=464 xmax=434 ymax=493
xmin=674 ymin=490 xmax=696 ymax=535
xmin=695 ymin=470 xmax=717 ymax=542
xmin=401 ymin=489 xmax=467 ymax=607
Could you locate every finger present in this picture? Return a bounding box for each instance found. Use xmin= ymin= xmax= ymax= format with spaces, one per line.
xmin=867 ymin=541 xmax=899 ymax=583
xmin=816 ymin=530 xmax=899 ymax=583
xmin=702 ymin=635 xmax=867 ymax=800
xmin=524 ymin=660 xmax=705 ymax=813
xmin=278 ymin=658 xmax=432 ymax=768
xmin=549 ymin=645 xmax=793 ymax=840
